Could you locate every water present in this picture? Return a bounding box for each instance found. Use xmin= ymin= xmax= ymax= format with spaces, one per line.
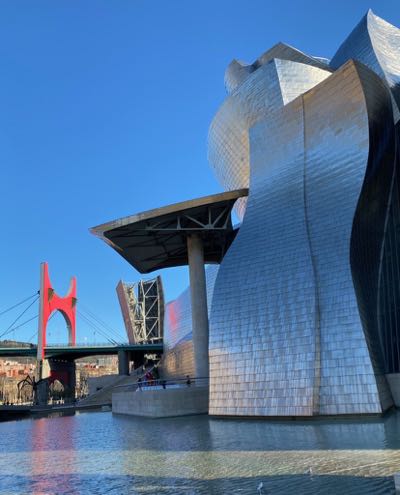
xmin=1 ymin=410 xmax=400 ymax=494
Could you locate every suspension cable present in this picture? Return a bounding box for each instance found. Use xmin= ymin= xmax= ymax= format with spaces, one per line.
xmin=0 ymin=292 xmax=39 ymax=318
xmin=78 ymin=308 xmax=122 ymax=342
xmin=77 ymin=316 xmax=115 ymax=344
xmin=2 ymin=315 xmax=38 ymax=337
xmin=0 ymin=295 xmax=39 ymax=340
xmin=26 ymin=330 xmax=38 ymax=343
xmin=25 ymin=311 xmax=56 ymax=344
xmin=77 ymin=310 xmax=118 ymax=344
xmin=80 ymin=304 xmax=125 ymax=341
xmin=78 ymin=312 xmax=118 ymax=344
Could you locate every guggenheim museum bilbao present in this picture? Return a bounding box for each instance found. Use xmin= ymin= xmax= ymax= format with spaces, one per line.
xmin=92 ymin=11 xmax=400 ymax=417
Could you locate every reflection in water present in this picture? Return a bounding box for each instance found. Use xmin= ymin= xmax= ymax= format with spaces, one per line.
xmin=30 ymin=414 xmax=79 ymax=495
xmin=0 ymin=409 xmax=399 ymax=493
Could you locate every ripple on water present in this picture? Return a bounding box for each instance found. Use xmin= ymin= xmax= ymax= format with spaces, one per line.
xmin=0 ymin=409 xmax=399 ymax=494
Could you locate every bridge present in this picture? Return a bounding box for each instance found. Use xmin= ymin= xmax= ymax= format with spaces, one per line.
xmin=0 ymin=342 xmax=163 ymax=379
xmin=0 ymin=343 xmax=163 ymax=359
xmin=0 ymin=263 xmax=165 ymax=405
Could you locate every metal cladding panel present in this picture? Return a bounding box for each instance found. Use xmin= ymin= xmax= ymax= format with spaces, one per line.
xmin=349 ymin=63 xmax=397 ymax=412
xmin=161 ymin=266 xmax=219 ymax=380
xmin=330 ymin=10 xmax=400 ymax=123
xmin=208 ymin=60 xmax=331 ymax=220
xmin=303 ymin=61 xmax=392 ymax=415
xmin=224 ymin=59 xmax=255 ymax=94
xmin=377 ymin=122 xmax=400 ymax=382
xmin=209 ymin=95 xmax=316 ymax=417
xmin=255 ymin=43 xmax=329 ymax=71
xmin=209 ymin=61 xmax=388 ymax=417
xmin=162 ymin=287 xmax=194 ymax=379
xmin=224 ymin=42 xmax=330 ymax=95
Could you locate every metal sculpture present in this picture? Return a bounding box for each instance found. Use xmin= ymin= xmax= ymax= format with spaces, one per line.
xmin=37 ymin=262 xmax=77 ymax=361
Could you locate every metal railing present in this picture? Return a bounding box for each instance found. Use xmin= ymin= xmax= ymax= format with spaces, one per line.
xmin=42 ymin=342 xmax=122 ymax=348
xmin=113 ymin=376 xmax=209 ymax=392
xmin=0 ymin=342 xmax=164 ymax=349
xmin=39 ymin=342 xmax=161 ymax=348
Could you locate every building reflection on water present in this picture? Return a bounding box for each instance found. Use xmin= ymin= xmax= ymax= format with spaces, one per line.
xmin=30 ymin=413 xmax=79 ymax=495
xmin=0 ymin=410 xmax=398 ymax=494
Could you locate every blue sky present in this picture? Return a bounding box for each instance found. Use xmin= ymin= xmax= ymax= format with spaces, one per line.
xmin=0 ymin=0 xmax=398 ymax=343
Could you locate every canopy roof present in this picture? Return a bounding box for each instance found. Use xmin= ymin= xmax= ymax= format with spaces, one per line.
xmin=90 ymin=189 xmax=248 ymax=273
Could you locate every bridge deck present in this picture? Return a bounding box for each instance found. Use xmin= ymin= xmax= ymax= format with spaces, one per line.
xmin=0 ymin=343 xmax=163 ymax=359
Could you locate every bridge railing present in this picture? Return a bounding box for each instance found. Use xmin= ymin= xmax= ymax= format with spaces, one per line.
xmin=0 ymin=342 xmax=164 ymax=350
xmin=0 ymin=343 xmax=123 ymax=349
xmin=41 ymin=342 xmax=124 ymax=348
xmin=40 ymin=342 xmax=162 ymax=348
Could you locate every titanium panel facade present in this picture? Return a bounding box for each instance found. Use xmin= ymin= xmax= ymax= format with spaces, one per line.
xmin=208 ymin=58 xmax=331 ymax=219
xmin=224 ymin=42 xmax=329 ymax=94
xmin=304 ymin=61 xmax=394 ymax=415
xmin=377 ymin=122 xmax=400 ymax=377
xmin=330 ymin=10 xmax=400 ymax=123
xmin=210 ymin=95 xmax=317 ymax=416
xmin=209 ymin=60 xmax=395 ymax=416
xmin=162 ymin=265 xmax=219 ymax=380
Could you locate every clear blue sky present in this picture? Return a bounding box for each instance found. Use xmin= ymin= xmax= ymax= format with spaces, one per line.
xmin=0 ymin=0 xmax=398 ymax=343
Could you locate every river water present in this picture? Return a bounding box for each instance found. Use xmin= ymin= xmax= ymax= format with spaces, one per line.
xmin=1 ymin=409 xmax=400 ymax=494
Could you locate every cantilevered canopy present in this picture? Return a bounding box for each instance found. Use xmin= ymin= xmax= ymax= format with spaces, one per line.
xmin=90 ymin=189 xmax=248 ymax=274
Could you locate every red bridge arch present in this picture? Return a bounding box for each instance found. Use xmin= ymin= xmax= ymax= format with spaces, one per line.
xmin=37 ymin=262 xmax=77 ymax=360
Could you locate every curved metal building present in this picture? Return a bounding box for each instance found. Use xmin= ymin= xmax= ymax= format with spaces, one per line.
xmin=206 ymin=10 xmax=400 ymax=416
xmin=208 ymin=48 xmax=331 ymax=219
xmin=93 ymin=10 xmax=400 ymax=417
xmin=162 ymin=266 xmax=219 ymax=380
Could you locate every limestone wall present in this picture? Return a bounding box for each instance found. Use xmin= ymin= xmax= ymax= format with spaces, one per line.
xmin=112 ymin=386 xmax=208 ymax=418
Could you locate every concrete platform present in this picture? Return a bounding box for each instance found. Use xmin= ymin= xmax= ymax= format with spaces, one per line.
xmin=112 ymin=386 xmax=209 ymax=418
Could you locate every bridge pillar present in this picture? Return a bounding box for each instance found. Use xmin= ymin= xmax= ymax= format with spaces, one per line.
xmin=37 ymin=358 xmax=51 ymax=380
xmin=118 ymin=350 xmax=130 ymax=375
xmin=35 ymin=358 xmax=76 ymax=405
xmin=48 ymin=358 xmax=76 ymax=401
xmin=35 ymin=379 xmax=49 ymax=406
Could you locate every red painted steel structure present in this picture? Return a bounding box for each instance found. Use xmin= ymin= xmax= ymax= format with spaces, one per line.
xmin=37 ymin=262 xmax=77 ymax=360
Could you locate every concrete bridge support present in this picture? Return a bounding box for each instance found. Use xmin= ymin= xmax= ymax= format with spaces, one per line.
xmin=117 ymin=350 xmax=148 ymax=375
xmin=118 ymin=350 xmax=130 ymax=376
xmin=35 ymin=358 xmax=76 ymax=405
